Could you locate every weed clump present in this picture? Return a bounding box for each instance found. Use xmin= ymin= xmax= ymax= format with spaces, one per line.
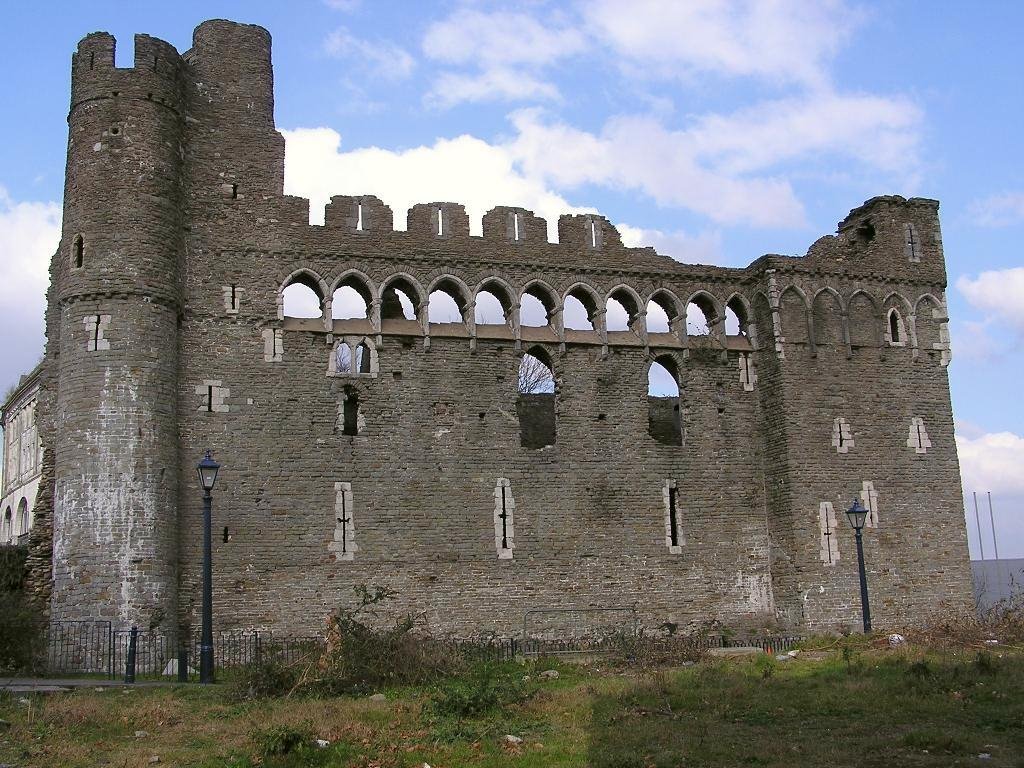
xmin=233 ymin=585 xmax=462 ymax=699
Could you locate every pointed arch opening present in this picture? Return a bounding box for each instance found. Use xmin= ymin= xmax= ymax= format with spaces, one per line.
xmin=646 ymin=301 xmax=671 ymax=333
xmin=331 ymin=274 xmax=372 ymax=320
xmin=686 ymin=293 xmax=717 ymax=336
xmin=888 ymin=308 xmax=903 ymax=344
xmin=427 ymin=277 xmax=469 ymax=326
xmin=725 ymin=296 xmax=750 ymax=336
xmin=520 ymin=282 xmax=558 ymax=329
xmin=282 ymin=273 xmax=324 ymax=320
xmin=607 ymin=287 xmax=643 ymax=335
xmin=380 ymin=275 xmax=422 ymax=321
xmin=648 ymin=355 xmax=682 ymax=445
xmin=474 ymin=279 xmax=514 ymax=327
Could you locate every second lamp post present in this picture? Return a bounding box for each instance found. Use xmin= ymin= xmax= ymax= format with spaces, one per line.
xmin=845 ymin=498 xmax=872 ymax=633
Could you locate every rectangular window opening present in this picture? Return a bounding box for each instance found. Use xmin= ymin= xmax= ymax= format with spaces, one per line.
xmin=356 ymin=202 xmax=364 ymax=231
xmin=93 ymin=314 xmax=101 ymax=348
xmin=342 ymin=392 xmax=359 ymax=436
xmin=206 ymin=385 xmax=214 ymax=413
xmin=437 ymin=207 xmax=444 ymax=236
xmin=231 ymin=184 xmax=238 ymax=199
xmin=513 ymin=212 xmax=520 ymax=241
xmin=590 ymin=219 xmax=597 ymax=248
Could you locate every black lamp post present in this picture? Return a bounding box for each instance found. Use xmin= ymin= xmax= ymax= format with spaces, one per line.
xmin=197 ymin=450 xmax=220 ymax=684
xmin=845 ymin=498 xmax=872 ymax=633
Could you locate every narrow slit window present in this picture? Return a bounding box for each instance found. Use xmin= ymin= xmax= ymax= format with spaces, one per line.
xmin=222 ymin=526 xmax=229 ymax=543
xmin=356 ymin=202 xmax=364 ymax=231
xmin=663 ymin=480 xmax=682 ymax=553
xmin=206 ymin=385 xmax=214 ymax=413
xmin=819 ymin=502 xmax=840 ymax=565
xmin=831 ymin=417 xmax=854 ymax=453
xmin=904 ymin=223 xmax=920 ymax=262
xmin=330 ymin=482 xmax=356 ymax=561
xmin=437 ymin=207 xmax=444 ymax=236
xmin=231 ymin=184 xmax=238 ymax=199
xmin=590 ymin=218 xmax=597 ymax=248
xmin=907 ymin=416 xmax=931 ymax=453
xmin=73 ymin=235 xmax=84 ymax=268
xmin=513 ymin=212 xmax=520 ymax=241
xmin=93 ymin=315 xmax=101 ymax=349
xmin=494 ymin=478 xmax=515 ymax=558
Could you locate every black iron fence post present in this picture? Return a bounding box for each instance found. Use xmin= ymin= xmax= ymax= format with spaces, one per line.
xmin=124 ymin=626 xmax=138 ymax=684
xmin=178 ymin=642 xmax=188 ymax=683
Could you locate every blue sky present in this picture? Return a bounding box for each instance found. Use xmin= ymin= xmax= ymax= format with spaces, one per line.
xmin=1 ymin=1 xmax=1021 ymax=557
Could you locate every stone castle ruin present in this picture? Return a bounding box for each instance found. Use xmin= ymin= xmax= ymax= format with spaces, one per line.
xmin=28 ymin=19 xmax=971 ymax=637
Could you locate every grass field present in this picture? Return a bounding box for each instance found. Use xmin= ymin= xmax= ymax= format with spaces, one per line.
xmin=2 ymin=641 xmax=1023 ymax=767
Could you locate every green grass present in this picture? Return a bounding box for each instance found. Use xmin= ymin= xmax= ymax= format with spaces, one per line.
xmin=1 ymin=648 xmax=1023 ymax=767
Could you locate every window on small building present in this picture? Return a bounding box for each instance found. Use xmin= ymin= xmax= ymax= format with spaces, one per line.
xmin=17 ymin=498 xmax=28 ymax=537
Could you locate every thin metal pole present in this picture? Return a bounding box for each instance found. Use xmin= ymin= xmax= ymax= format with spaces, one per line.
xmin=200 ymin=489 xmax=214 ymax=684
xmin=987 ymin=492 xmax=1000 ymax=560
xmin=973 ymin=492 xmax=985 ymax=560
xmin=854 ymin=528 xmax=872 ymax=633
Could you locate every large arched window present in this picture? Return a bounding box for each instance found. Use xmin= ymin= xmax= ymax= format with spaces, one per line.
xmin=686 ymin=293 xmax=717 ymax=336
xmin=520 ymin=283 xmax=558 ymax=329
xmin=281 ymin=273 xmax=324 ymax=319
xmin=331 ymin=274 xmax=373 ymax=320
xmin=380 ymin=275 xmax=422 ymax=321
xmin=725 ymin=296 xmax=750 ymax=337
xmin=428 ymin=278 xmax=469 ymax=325
xmin=648 ymin=356 xmax=682 ymax=445
xmin=516 ymin=346 xmax=556 ymax=448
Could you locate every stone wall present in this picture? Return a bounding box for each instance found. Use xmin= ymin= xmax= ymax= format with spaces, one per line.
xmin=40 ymin=19 xmax=973 ymax=638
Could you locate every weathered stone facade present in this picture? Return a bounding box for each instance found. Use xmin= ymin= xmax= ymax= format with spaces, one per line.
xmin=36 ymin=19 xmax=972 ymax=637
xmin=1 ymin=364 xmax=43 ymax=545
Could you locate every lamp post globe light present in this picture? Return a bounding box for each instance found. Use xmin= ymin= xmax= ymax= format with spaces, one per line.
xmin=845 ymin=498 xmax=872 ymax=633
xmin=197 ymin=450 xmax=220 ymax=684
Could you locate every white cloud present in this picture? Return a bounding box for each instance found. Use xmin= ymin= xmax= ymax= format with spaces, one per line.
xmin=422 ymin=8 xmax=586 ymax=106
xmin=618 ymin=224 xmax=723 ymax=265
xmin=957 ymin=267 xmax=1024 ymax=333
xmin=282 ymin=127 xmax=591 ymax=240
xmin=957 ymin=429 xmax=1024 ymax=496
xmin=324 ymin=28 xmax=415 ymax=81
xmin=949 ymin=319 xmax=1004 ymax=362
xmin=423 ymin=9 xmax=586 ymax=68
xmin=585 ymin=0 xmax=862 ymax=88
xmin=968 ymin=192 xmax=1024 ymax=227
xmin=508 ymin=109 xmax=806 ymax=227
xmin=427 ymin=69 xmax=560 ymax=109
xmin=0 ymin=186 xmax=61 ymax=392
xmin=687 ymin=92 xmax=922 ymax=179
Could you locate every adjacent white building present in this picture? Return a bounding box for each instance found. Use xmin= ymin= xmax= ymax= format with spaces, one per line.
xmin=2 ymin=364 xmax=42 ymax=545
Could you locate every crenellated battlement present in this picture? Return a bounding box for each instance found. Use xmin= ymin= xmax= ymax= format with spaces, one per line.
xmin=70 ymin=33 xmax=185 ymax=114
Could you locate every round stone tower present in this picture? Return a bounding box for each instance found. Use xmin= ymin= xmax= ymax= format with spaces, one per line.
xmin=50 ymin=32 xmax=185 ymax=628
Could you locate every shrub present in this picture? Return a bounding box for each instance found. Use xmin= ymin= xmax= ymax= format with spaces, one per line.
xmin=0 ymin=589 xmax=45 ymax=671
xmin=428 ymin=662 xmax=529 ymax=718
xmin=233 ymin=584 xmax=462 ymax=699
xmin=253 ymin=724 xmax=311 ymax=757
